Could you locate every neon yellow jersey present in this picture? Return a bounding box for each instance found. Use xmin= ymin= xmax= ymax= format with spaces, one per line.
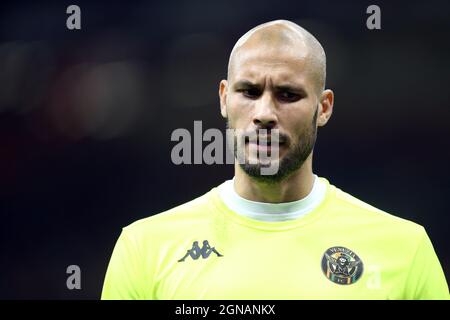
xmin=101 ymin=177 xmax=449 ymax=300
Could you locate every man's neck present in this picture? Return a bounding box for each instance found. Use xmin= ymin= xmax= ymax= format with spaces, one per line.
xmin=233 ymin=157 xmax=315 ymax=203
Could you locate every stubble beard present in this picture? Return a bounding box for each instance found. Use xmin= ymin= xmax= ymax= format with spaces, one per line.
xmin=227 ymin=106 xmax=318 ymax=184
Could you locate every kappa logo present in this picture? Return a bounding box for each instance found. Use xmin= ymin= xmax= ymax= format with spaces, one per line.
xmin=321 ymin=246 xmax=364 ymax=285
xmin=178 ymin=240 xmax=223 ymax=262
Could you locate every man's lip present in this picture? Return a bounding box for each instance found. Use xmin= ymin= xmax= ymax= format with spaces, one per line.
xmin=246 ymin=140 xmax=285 ymax=145
xmin=247 ymin=141 xmax=285 ymax=147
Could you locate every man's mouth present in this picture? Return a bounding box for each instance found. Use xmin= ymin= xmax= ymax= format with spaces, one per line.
xmin=245 ymin=136 xmax=286 ymax=147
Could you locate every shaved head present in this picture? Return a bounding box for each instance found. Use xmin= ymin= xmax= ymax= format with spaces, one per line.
xmin=219 ymin=19 xmax=334 ymax=188
xmin=227 ymin=20 xmax=326 ymax=95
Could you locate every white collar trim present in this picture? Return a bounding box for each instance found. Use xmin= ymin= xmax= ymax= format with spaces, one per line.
xmin=218 ymin=174 xmax=327 ymax=222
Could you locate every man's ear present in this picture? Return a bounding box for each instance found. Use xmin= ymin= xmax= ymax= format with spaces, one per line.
xmin=317 ymin=89 xmax=334 ymax=127
xmin=219 ymin=79 xmax=228 ymax=118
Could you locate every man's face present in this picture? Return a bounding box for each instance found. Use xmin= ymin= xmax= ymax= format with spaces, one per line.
xmin=221 ymin=44 xmax=320 ymax=182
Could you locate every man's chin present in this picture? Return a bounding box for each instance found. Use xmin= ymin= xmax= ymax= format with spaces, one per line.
xmin=238 ymin=161 xmax=287 ymax=184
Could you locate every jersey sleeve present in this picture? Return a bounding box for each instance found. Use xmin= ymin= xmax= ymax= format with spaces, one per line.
xmin=101 ymin=230 xmax=152 ymax=300
xmin=403 ymin=228 xmax=449 ymax=300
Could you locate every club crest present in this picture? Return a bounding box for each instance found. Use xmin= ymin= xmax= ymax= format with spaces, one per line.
xmin=321 ymin=246 xmax=363 ymax=285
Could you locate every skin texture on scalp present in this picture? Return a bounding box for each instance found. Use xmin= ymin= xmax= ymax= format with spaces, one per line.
xmin=227 ymin=20 xmax=326 ymax=95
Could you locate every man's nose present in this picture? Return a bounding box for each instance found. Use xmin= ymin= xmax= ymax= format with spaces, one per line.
xmin=253 ymin=92 xmax=278 ymax=128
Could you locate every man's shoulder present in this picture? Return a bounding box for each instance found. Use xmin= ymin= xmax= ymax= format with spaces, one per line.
xmin=328 ymin=179 xmax=425 ymax=235
xmin=122 ymin=187 xmax=218 ymax=236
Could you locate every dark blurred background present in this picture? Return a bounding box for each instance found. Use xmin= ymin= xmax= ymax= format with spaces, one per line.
xmin=0 ymin=0 xmax=449 ymax=299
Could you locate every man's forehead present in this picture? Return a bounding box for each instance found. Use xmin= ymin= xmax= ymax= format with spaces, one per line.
xmin=231 ymin=68 xmax=307 ymax=87
xmin=235 ymin=42 xmax=309 ymax=62
xmin=229 ymin=47 xmax=311 ymax=82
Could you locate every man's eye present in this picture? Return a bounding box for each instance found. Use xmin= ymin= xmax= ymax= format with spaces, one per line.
xmin=239 ymin=89 xmax=260 ymax=98
xmin=277 ymin=91 xmax=300 ymax=102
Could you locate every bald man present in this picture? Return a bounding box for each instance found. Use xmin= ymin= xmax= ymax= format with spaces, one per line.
xmin=102 ymin=20 xmax=449 ymax=300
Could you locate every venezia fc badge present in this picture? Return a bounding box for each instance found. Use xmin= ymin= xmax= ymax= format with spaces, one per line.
xmin=321 ymin=246 xmax=363 ymax=285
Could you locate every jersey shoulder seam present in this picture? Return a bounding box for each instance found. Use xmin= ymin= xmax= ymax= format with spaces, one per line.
xmin=333 ymin=187 xmax=423 ymax=229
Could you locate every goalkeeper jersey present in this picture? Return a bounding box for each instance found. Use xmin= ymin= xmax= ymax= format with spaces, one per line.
xmin=101 ymin=177 xmax=449 ymax=299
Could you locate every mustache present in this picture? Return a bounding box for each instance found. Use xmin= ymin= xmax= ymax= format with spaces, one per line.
xmin=235 ymin=129 xmax=289 ymax=145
